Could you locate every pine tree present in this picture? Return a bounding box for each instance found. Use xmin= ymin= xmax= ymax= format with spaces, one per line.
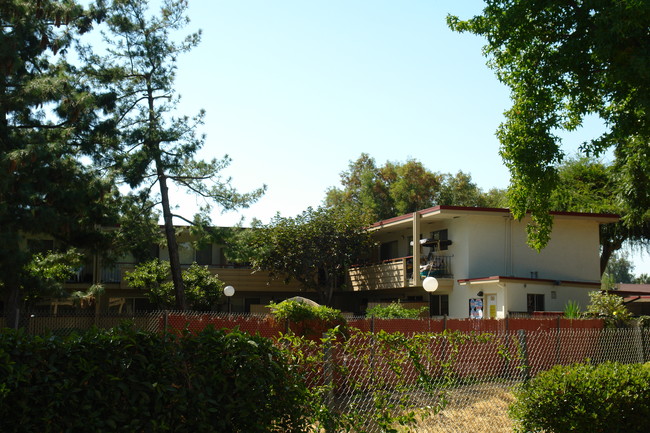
xmin=84 ymin=0 xmax=264 ymax=309
xmin=0 ymin=0 xmax=114 ymax=326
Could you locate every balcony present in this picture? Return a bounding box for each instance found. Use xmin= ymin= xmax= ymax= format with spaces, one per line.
xmin=348 ymin=255 xmax=453 ymax=292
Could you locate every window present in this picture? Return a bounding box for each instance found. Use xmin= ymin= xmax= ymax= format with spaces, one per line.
xmin=430 ymin=229 xmax=450 ymax=251
xmin=527 ymin=294 xmax=545 ymax=313
xmin=195 ymin=244 xmax=213 ymax=265
xmin=430 ymin=295 xmax=449 ymax=316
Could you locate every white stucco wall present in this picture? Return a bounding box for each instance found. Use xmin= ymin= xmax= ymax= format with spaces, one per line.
xmin=453 ymin=214 xmax=602 ymax=283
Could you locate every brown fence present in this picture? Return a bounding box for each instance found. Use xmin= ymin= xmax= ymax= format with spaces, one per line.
xmin=9 ymin=310 xmax=604 ymax=337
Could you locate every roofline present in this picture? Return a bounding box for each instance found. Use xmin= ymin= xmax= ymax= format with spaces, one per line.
xmin=370 ymin=205 xmax=620 ymax=228
xmin=457 ymin=275 xmax=601 ymax=289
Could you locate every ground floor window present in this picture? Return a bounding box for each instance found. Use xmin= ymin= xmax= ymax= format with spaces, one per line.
xmin=429 ymin=294 xmax=449 ymax=316
xmin=527 ymin=294 xmax=545 ymax=314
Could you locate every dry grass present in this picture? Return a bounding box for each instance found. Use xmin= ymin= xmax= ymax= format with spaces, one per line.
xmin=403 ymin=382 xmax=517 ymax=433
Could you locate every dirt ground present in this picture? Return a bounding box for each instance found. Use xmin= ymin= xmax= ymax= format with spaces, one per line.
xmin=406 ymin=383 xmax=517 ymax=433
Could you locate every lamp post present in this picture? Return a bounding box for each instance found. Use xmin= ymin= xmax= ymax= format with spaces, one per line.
xmin=224 ymin=285 xmax=235 ymax=313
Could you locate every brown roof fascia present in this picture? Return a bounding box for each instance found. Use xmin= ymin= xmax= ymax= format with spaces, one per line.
xmin=370 ymin=206 xmax=619 ymax=229
xmin=458 ymin=275 xmax=601 ymax=288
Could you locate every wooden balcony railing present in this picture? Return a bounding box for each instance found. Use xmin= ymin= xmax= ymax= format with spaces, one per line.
xmin=348 ymin=255 xmax=453 ymax=292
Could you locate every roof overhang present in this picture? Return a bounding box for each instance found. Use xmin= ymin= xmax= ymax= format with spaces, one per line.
xmin=369 ymin=205 xmax=620 ymax=233
xmin=458 ymin=275 xmax=601 ymax=289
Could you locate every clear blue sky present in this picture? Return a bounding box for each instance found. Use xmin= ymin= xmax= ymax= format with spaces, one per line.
xmin=126 ymin=0 xmax=650 ymax=275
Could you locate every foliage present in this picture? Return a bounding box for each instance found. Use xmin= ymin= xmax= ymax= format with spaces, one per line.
xmin=562 ymin=300 xmax=582 ymax=319
xmin=438 ymin=171 xmax=507 ymax=208
xmin=269 ymin=300 xmax=348 ymax=338
xmin=449 ymin=1 xmax=650 ymax=251
xmin=509 ymin=362 xmax=650 ymax=433
xmin=236 ymin=206 xmax=375 ymax=304
xmin=124 ymin=259 xmax=224 ymax=310
xmin=82 ymin=0 xmax=264 ymax=309
xmin=603 ymin=251 xmax=636 ymax=284
xmin=70 ymin=284 xmax=105 ymax=309
xmin=0 ymin=0 xmax=121 ymax=326
xmin=182 ymin=263 xmax=225 ymax=311
xmin=636 ymin=273 xmax=650 ymax=284
xmin=0 ymin=326 xmax=310 ymax=433
xmin=584 ymin=290 xmax=632 ymax=327
xmin=366 ymin=301 xmax=427 ymax=319
xmin=278 ymin=329 xmax=497 ymax=432
xmin=325 ymin=153 xmax=507 ymax=222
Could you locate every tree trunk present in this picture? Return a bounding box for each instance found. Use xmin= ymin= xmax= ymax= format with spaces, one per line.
xmin=600 ymin=238 xmax=623 ymax=277
xmin=3 ymin=284 xmax=21 ymax=330
xmin=157 ymin=164 xmax=187 ymax=310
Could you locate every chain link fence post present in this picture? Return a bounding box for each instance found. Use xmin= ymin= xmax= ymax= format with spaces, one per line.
xmin=518 ymin=329 xmax=530 ymax=382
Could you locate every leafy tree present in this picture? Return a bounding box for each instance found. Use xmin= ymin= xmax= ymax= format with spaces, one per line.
xmin=449 ymin=0 xmax=650 ymax=251
xmin=181 ymin=262 xmax=224 ymax=311
xmin=124 ymin=259 xmax=224 ymax=310
xmin=23 ymin=250 xmax=84 ymax=304
xmin=438 ymin=171 xmax=507 ymax=208
xmin=602 ymin=251 xmax=636 ymax=285
xmin=636 ymin=274 xmax=650 ymax=284
xmin=0 ymin=0 xmax=118 ymax=326
xmin=324 ymin=153 xmax=394 ymax=222
xmin=383 ymin=158 xmax=442 ymax=216
xmin=235 ymin=207 xmax=375 ymax=305
xmin=325 ymin=154 xmax=504 ymax=222
xmin=83 ymin=0 xmax=264 ymax=310
xmin=585 ymin=289 xmax=632 ymax=327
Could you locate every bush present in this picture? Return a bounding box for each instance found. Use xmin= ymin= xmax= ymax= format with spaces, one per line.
xmin=366 ymin=300 xmax=428 ymax=318
xmin=269 ymin=299 xmax=348 ymax=338
xmin=509 ymin=362 xmax=650 ymax=433
xmin=0 ymin=326 xmax=310 ymax=433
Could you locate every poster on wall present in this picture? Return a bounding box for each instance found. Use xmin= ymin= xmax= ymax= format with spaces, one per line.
xmin=469 ymin=298 xmax=483 ymax=319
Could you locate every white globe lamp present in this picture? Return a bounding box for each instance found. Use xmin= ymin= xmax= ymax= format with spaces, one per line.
xmin=422 ymin=277 xmax=439 ymax=293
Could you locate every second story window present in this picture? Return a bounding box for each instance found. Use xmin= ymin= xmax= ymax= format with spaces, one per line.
xmin=196 ymin=245 xmax=213 ymax=265
xmin=430 ymin=229 xmax=450 ymax=251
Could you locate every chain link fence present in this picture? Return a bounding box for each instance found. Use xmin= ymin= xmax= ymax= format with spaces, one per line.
xmin=4 ymin=310 xmax=649 ymax=432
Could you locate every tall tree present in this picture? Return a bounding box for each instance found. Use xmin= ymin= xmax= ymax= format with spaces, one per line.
xmin=449 ymin=0 xmax=650 ymax=251
xmin=325 ymin=153 xmax=505 ymax=221
xmin=0 ymin=0 xmax=115 ymax=326
xmin=234 ymin=207 xmax=374 ymax=305
xmin=325 ymin=153 xmax=393 ymax=223
xmin=602 ymin=251 xmax=635 ymax=285
xmin=84 ymin=0 xmax=264 ymax=309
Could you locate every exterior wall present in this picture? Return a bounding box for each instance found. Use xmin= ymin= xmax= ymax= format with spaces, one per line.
xmin=509 ymin=217 xmax=600 ymax=282
xmin=505 ymin=282 xmax=593 ymax=314
xmin=460 ymin=215 xmax=601 ymax=283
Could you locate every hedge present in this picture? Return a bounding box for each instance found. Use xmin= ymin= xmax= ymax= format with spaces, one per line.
xmin=509 ymin=361 xmax=650 ymax=433
xmin=0 ymin=325 xmax=310 ymax=433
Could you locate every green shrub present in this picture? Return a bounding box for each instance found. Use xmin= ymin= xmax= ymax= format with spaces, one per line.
xmin=269 ymin=299 xmax=348 ymax=338
xmin=584 ymin=290 xmax=632 ymax=327
xmin=509 ymin=362 xmax=650 ymax=433
xmin=366 ymin=301 xmax=428 ymax=318
xmin=0 ymin=325 xmax=310 ymax=432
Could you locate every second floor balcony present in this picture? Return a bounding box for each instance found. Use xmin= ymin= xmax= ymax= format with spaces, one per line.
xmin=65 ymin=263 xmax=302 ymax=293
xmin=348 ymin=255 xmax=453 ymax=292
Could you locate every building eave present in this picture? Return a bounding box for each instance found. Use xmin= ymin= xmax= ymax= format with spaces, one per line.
xmin=457 ymin=275 xmax=601 ymax=289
